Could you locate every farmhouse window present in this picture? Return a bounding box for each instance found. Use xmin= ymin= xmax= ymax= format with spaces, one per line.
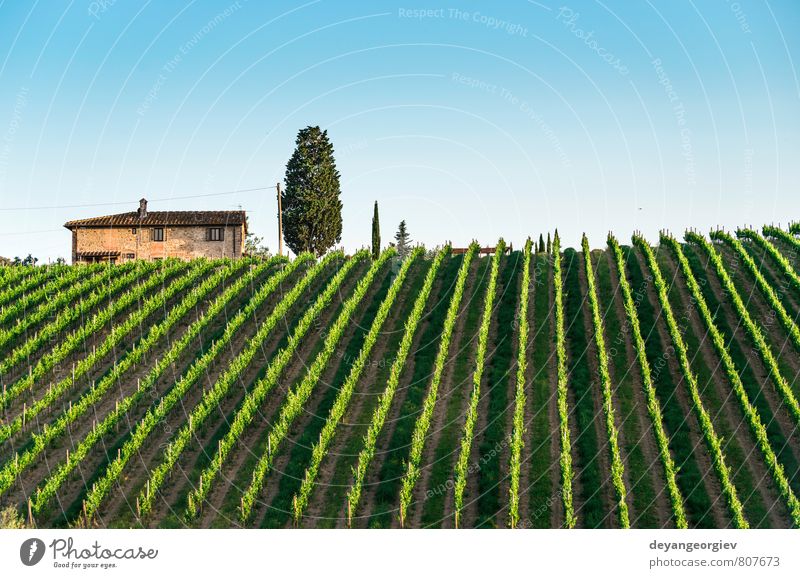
xmin=126 ymin=253 xmax=135 ymax=259
xmin=131 ymin=228 xmax=137 ymax=234
xmin=152 ymin=227 xmax=164 ymax=242
xmin=207 ymin=227 xmax=224 ymax=241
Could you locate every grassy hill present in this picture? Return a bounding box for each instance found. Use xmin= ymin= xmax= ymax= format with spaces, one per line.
xmin=1 ymin=225 xmax=799 ymax=529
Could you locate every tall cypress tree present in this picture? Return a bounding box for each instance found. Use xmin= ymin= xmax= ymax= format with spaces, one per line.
xmin=371 ymin=201 xmax=381 ymax=259
xmin=546 ymin=232 xmax=552 ymax=254
xmin=282 ymin=126 xmax=343 ymax=256
xmin=538 ymin=233 xmax=545 ymax=253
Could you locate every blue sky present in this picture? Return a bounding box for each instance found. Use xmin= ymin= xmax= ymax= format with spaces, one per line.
xmin=0 ymin=0 xmax=798 ymax=261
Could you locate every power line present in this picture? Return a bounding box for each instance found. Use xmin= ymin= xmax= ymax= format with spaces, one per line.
xmin=0 ymin=228 xmax=63 ymax=237
xmin=0 ymin=186 xmax=277 ymax=212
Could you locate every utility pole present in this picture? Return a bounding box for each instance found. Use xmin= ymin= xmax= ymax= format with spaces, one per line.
xmin=276 ymin=182 xmax=284 ymax=257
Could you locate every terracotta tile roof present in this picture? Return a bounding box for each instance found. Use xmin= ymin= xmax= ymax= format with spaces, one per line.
xmin=78 ymin=250 xmax=121 ymax=257
xmin=64 ymin=210 xmax=246 ymax=228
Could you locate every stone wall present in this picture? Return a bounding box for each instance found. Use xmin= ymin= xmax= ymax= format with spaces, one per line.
xmin=72 ymin=224 xmax=245 ymax=263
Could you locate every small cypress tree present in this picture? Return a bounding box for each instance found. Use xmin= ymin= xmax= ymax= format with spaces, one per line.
xmin=538 ymin=233 xmax=545 ymax=253
xmin=395 ymin=220 xmax=412 ymax=259
xmin=371 ymin=201 xmax=381 ymax=259
xmin=546 ymin=232 xmax=552 ymax=254
xmin=282 ymin=126 xmax=343 ymax=256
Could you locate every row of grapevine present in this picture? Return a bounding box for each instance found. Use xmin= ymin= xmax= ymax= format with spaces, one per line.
xmin=345 ymin=248 xmax=448 ymax=526
xmin=0 ymin=262 xmax=102 ymax=330
xmin=711 ymin=230 xmax=800 ymax=353
xmin=293 ymin=248 xmax=424 ymax=523
xmin=396 ymin=245 xmax=477 ymax=527
xmin=633 ymin=235 xmax=748 ymax=528
xmin=233 ymin=249 xmax=391 ymax=522
xmin=0 ymin=259 xmax=176 ymax=405
xmin=452 ymin=241 xmax=504 ymax=528
xmin=25 ymin=257 xmax=283 ymax=514
xmin=607 ymin=234 xmax=688 ymax=528
xmin=790 ymin=223 xmax=800 ymax=235
xmin=80 ymin=253 xmax=314 ymax=522
xmin=737 ymin=229 xmax=800 ymax=296
xmin=581 ymin=234 xmax=629 ymax=528
xmin=552 ymin=233 xmax=577 ymax=528
xmin=135 ymin=252 xmax=347 ymax=518
xmin=661 ymin=233 xmax=800 ymax=526
xmin=686 ymin=232 xmax=800 ymax=428
xmin=0 ymin=259 xmax=215 ymax=443
xmin=507 ymin=239 xmax=531 ymax=528
xmin=0 ymin=261 xmax=232 ymax=496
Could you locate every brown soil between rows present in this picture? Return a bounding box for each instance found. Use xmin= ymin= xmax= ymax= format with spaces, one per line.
xmin=353 ymin=264 xmax=451 ymax=528
xmin=2 ymin=264 xmax=229 ymax=457
xmin=494 ymin=254 xmax=523 ymax=529
xmin=604 ymin=249 xmax=673 ymax=528
xmin=591 ymin=250 xmax=636 ymax=523
xmin=545 ymin=256 xmax=565 ymax=528
xmin=457 ymin=256 xmax=510 ymax=528
xmin=685 ymin=245 xmax=800 ymax=485
xmin=715 ymin=244 xmax=800 ymax=389
xmin=633 ymin=247 xmax=729 ymax=528
xmin=749 ymin=242 xmax=800 ymax=317
xmin=559 ymin=253 xmax=588 ymax=529
xmin=146 ymin=259 xmax=368 ymax=526
xmin=660 ymin=248 xmax=789 ymax=528
xmin=2 ymin=263 xmax=265 ymax=520
xmin=0 ymin=267 xmax=111 ymax=347
xmin=576 ymin=250 xmax=620 ymax=528
xmin=436 ymin=264 xmax=491 ymax=528
xmin=0 ymin=266 xmax=106 ymax=358
xmin=312 ymin=259 xmax=432 ymax=528
xmin=3 ymin=264 xmax=177 ymax=390
xmin=232 ymin=261 xmax=391 ymax=528
xmin=94 ymin=260 xmax=327 ymax=526
xmin=296 ymin=265 xmax=424 ymax=527
xmin=513 ymin=253 xmax=537 ymax=525
xmin=2 ymin=265 xmax=199 ymax=449
xmin=770 ymin=238 xmax=800 ymax=277
xmin=406 ymin=256 xmax=482 ymax=528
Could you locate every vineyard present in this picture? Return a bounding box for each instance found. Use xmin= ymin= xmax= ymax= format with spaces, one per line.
xmin=1 ymin=225 xmax=800 ymax=529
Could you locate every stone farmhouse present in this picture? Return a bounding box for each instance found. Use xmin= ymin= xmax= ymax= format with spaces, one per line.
xmin=64 ymin=199 xmax=247 ymax=264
